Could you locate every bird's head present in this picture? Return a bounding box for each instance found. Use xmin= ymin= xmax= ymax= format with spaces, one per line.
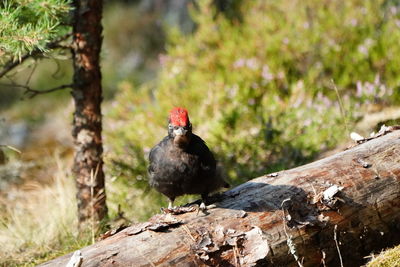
xmin=168 ymin=107 xmax=192 ymax=148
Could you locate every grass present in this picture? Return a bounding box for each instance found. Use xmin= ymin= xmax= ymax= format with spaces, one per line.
xmin=0 ymin=154 xmax=91 ymax=266
xmin=367 ymin=245 xmax=400 ymax=267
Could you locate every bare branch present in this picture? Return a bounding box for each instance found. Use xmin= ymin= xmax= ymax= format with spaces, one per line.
xmin=23 ymin=84 xmax=73 ymax=98
xmin=0 ymin=53 xmax=35 ymax=79
xmin=25 ymin=62 xmax=38 ymax=86
xmin=0 ymin=33 xmax=72 ymax=79
xmin=0 ymin=83 xmax=72 ymax=98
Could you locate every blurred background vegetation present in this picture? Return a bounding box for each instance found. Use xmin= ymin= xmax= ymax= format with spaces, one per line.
xmin=0 ymin=0 xmax=399 ymax=265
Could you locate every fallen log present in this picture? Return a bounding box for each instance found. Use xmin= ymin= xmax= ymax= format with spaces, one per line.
xmin=41 ymin=129 xmax=400 ymax=267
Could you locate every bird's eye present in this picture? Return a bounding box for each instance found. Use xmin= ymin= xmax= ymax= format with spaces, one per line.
xmin=174 ymin=126 xmax=179 ymax=130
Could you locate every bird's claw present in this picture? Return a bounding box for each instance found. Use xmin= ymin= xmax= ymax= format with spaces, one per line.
xmin=162 ymin=206 xmax=197 ymax=215
xmin=196 ymin=202 xmax=216 ymax=215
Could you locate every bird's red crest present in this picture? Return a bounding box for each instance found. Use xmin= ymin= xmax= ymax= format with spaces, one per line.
xmin=169 ymin=107 xmax=189 ymax=126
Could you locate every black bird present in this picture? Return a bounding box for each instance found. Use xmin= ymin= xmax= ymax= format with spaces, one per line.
xmin=148 ymin=107 xmax=228 ymax=209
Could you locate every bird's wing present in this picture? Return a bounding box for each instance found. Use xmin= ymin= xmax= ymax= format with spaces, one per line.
xmin=190 ymin=135 xmax=216 ymax=172
xmin=190 ymin=135 xmax=230 ymax=191
xmin=148 ymin=140 xmax=165 ymax=175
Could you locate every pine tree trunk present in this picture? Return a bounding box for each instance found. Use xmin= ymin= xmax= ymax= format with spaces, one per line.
xmin=71 ymin=0 xmax=107 ymax=229
xmin=40 ymin=130 xmax=400 ymax=267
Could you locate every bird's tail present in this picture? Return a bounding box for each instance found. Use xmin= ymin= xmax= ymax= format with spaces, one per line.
xmin=216 ymin=163 xmax=230 ymax=189
xmin=223 ymin=181 xmax=230 ymax=188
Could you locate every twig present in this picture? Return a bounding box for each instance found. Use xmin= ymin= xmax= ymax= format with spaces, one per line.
xmin=281 ymin=198 xmax=304 ymax=267
xmin=0 ymin=52 xmax=36 ymax=79
xmin=0 ymin=83 xmax=72 ymax=98
xmin=0 ymin=145 xmax=21 ymax=154
xmin=321 ymin=250 xmax=327 ymax=267
xmin=0 ymin=33 xmax=72 ymax=79
xmin=334 ymin=225 xmax=344 ymax=267
xmin=90 ymin=168 xmax=95 ymax=244
xmin=331 ymin=79 xmax=350 ymax=137
xmin=25 ymin=62 xmax=37 ymax=86
xmin=51 ymin=58 xmax=64 ymax=79
xmin=23 ymin=84 xmax=72 ymax=98
xmin=233 ymin=239 xmax=240 ymax=267
xmin=182 ymin=225 xmax=196 ymax=242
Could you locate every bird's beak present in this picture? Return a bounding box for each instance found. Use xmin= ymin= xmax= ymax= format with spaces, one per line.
xmin=173 ymin=127 xmax=187 ymax=136
xmin=172 ymin=126 xmax=190 ymax=148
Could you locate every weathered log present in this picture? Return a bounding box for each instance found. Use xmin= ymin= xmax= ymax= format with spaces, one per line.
xmin=41 ymin=130 xmax=400 ymax=267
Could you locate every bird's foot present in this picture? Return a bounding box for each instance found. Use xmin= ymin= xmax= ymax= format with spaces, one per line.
xmin=196 ymin=202 xmax=217 ymax=215
xmin=199 ymin=202 xmax=216 ymax=210
xmin=161 ymin=206 xmax=197 ymax=215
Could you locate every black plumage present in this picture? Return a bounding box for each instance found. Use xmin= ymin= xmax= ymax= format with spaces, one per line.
xmin=148 ymin=107 xmax=228 ymax=208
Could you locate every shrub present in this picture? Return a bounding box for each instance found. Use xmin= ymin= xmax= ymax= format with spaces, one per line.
xmin=104 ymin=0 xmax=399 ymax=220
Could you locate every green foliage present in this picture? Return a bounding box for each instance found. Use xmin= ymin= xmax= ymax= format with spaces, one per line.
xmin=0 ymin=0 xmax=73 ymax=116
xmin=105 ymin=0 xmax=399 ymax=219
xmin=0 ymin=0 xmax=71 ymax=62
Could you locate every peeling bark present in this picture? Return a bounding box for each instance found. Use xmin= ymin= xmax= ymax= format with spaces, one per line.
xmin=71 ymin=0 xmax=107 ymax=227
xmin=41 ymin=130 xmax=400 ymax=266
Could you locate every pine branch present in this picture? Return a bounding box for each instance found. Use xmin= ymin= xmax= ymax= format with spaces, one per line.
xmin=0 ymin=33 xmax=72 ymax=79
